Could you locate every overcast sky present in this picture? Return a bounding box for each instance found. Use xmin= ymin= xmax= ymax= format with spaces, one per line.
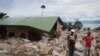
xmin=0 ymin=0 xmax=100 ymax=21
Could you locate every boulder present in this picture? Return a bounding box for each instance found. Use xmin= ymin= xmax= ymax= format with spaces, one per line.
xmin=75 ymin=41 xmax=84 ymax=52
xmin=38 ymin=41 xmax=48 ymax=49
xmin=6 ymin=38 xmax=19 ymax=45
xmin=22 ymin=39 xmax=30 ymax=43
xmin=0 ymin=43 xmax=11 ymax=51
xmin=22 ymin=43 xmax=33 ymax=48
xmin=74 ymin=51 xmax=84 ymax=56
xmin=41 ymin=47 xmax=52 ymax=55
xmin=52 ymin=50 xmax=60 ymax=56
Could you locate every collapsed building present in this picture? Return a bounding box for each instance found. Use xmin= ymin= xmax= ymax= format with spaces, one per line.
xmin=0 ymin=17 xmax=63 ymax=41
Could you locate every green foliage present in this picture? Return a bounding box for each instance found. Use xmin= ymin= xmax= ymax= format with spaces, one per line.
xmin=87 ymin=27 xmax=91 ymax=31
xmin=41 ymin=5 xmax=46 ymax=9
xmin=94 ymin=27 xmax=100 ymax=30
xmin=0 ymin=12 xmax=7 ymax=18
xmin=73 ymin=20 xmax=83 ymax=30
xmin=0 ymin=12 xmax=9 ymax=19
xmin=67 ymin=22 xmax=73 ymax=31
xmin=83 ymin=28 xmax=86 ymax=31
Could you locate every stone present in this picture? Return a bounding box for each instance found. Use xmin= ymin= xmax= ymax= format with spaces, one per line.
xmin=0 ymin=43 xmax=11 ymax=51
xmin=0 ymin=50 xmax=8 ymax=53
xmin=32 ymin=45 xmax=39 ymax=53
xmin=41 ymin=47 xmax=52 ymax=55
xmin=41 ymin=36 xmax=49 ymax=43
xmin=22 ymin=38 xmax=31 ymax=43
xmin=59 ymin=51 xmax=66 ymax=56
xmin=75 ymin=41 xmax=84 ymax=52
xmin=22 ymin=43 xmax=33 ymax=48
xmin=53 ymin=46 xmax=61 ymax=53
xmin=52 ymin=50 xmax=60 ymax=56
xmin=38 ymin=41 xmax=48 ymax=49
xmin=6 ymin=38 xmax=19 ymax=45
xmin=74 ymin=51 xmax=84 ymax=56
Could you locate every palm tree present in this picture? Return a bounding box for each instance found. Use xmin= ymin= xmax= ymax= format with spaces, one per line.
xmin=41 ymin=5 xmax=46 ymax=16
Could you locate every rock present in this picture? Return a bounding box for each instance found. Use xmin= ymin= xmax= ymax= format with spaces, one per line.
xmin=24 ymin=51 xmax=35 ymax=56
xmin=6 ymin=38 xmax=19 ymax=45
xmin=0 ymin=43 xmax=11 ymax=51
xmin=49 ymin=40 xmax=56 ymax=46
xmin=52 ymin=50 xmax=60 ymax=56
xmin=22 ymin=43 xmax=33 ymax=48
xmin=57 ymin=42 xmax=64 ymax=48
xmin=41 ymin=47 xmax=52 ymax=55
xmin=32 ymin=45 xmax=39 ymax=53
xmin=5 ymin=38 xmax=31 ymax=45
xmin=74 ymin=51 xmax=84 ymax=56
xmin=41 ymin=36 xmax=49 ymax=43
xmin=0 ymin=40 xmax=4 ymax=43
xmin=97 ymin=42 xmax=100 ymax=48
xmin=0 ymin=50 xmax=8 ymax=53
xmin=22 ymin=39 xmax=31 ymax=43
xmin=75 ymin=41 xmax=84 ymax=52
xmin=59 ymin=51 xmax=66 ymax=56
xmin=52 ymin=46 xmax=64 ymax=56
xmin=53 ymin=46 xmax=61 ymax=53
xmin=12 ymin=46 xmax=37 ymax=56
xmin=54 ymin=38 xmax=59 ymax=44
xmin=38 ymin=41 xmax=48 ymax=49
xmin=91 ymin=39 xmax=97 ymax=55
xmin=96 ymin=37 xmax=100 ymax=42
xmin=0 ymin=43 xmax=12 ymax=55
xmin=0 ymin=31 xmax=71 ymax=56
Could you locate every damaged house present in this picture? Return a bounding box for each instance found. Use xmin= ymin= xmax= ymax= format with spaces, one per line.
xmin=0 ymin=17 xmax=63 ymax=41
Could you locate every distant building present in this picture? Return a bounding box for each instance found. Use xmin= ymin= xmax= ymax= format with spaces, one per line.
xmin=0 ymin=17 xmax=63 ymax=40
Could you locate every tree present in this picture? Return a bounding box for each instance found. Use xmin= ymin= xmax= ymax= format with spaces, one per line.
xmin=67 ymin=22 xmax=73 ymax=31
xmin=87 ymin=27 xmax=91 ymax=31
xmin=41 ymin=5 xmax=45 ymax=9
xmin=83 ymin=28 xmax=86 ymax=31
xmin=0 ymin=12 xmax=7 ymax=18
xmin=0 ymin=12 xmax=9 ymax=19
xmin=41 ymin=5 xmax=46 ymax=16
xmin=73 ymin=20 xmax=83 ymax=30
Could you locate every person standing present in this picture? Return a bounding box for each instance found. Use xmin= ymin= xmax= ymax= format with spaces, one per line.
xmin=68 ymin=29 xmax=77 ymax=56
xmin=83 ymin=32 xmax=94 ymax=56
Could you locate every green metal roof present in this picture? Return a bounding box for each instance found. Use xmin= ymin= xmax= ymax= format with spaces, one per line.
xmin=0 ymin=17 xmax=61 ymax=32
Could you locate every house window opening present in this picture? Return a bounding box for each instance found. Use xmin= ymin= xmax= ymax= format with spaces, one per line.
xmin=8 ymin=32 xmax=15 ymax=38
xmin=28 ymin=31 xmax=42 ymax=41
xmin=20 ymin=33 xmax=26 ymax=39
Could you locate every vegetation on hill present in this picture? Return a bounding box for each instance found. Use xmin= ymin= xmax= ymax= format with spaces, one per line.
xmin=62 ymin=20 xmax=83 ymax=31
xmin=0 ymin=12 xmax=9 ymax=19
xmin=94 ymin=27 xmax=100 ymax=30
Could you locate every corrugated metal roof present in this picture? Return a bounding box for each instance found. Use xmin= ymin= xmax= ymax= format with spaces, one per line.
xmin=0 ymin=17 xmax=61 ymax=32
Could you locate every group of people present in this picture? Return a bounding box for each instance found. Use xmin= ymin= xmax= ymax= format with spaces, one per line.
xmin=67 ymin=29 xmax=94 ymax=56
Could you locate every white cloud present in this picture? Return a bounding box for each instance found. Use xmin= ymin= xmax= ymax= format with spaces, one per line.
xmin=0 ymin=0 xmax=100 ymax=21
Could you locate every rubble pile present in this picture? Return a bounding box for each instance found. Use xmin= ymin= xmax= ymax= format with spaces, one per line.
xmin=95 ymin=33 xmax=100 ymax=56
xmin=96 ymin=33 xmax=100 ymax=48
xmin=0 ymin=31 xmax=99 ymax=56
xmin=0 ymin=31 xmax=69 ymax=56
